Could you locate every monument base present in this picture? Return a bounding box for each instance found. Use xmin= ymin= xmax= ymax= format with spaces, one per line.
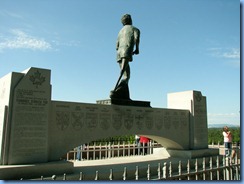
xmin=96 ymin=99 xmax=151 ymax=107
xmin=164 ymin=148 xmax=219 ymax=159
xmin=0 ymin=161 xmax=73 ymax=180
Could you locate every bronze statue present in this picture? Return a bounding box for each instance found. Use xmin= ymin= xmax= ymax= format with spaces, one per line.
xmin=110 ymin=14 xmax=140 ymax=100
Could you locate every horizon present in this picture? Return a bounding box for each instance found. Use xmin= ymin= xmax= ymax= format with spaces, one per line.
xmin=0 ymin=0 xmax=240 ymax=126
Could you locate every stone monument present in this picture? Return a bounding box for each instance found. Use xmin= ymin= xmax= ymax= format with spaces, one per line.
xmin=0 ymin=14 xmax=219 ymax=179
xmin=0 ymin=67 xmax=219 ymax=179
xmin=0 ymin=67 xmax=51 ymax=165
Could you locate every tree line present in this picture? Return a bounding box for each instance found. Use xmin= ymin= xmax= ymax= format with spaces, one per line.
xmin=208 ymin=127 xmax=240 ymax=145
xmin=91 ymin=127 xmax=240 ymax=146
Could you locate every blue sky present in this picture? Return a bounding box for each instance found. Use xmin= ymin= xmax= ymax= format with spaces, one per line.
xmin=0 ymin=0 xmax=240 ymax=126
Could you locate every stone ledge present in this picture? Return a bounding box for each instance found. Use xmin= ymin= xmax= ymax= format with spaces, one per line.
xmin=96 ymin=99 xmax=151 ymax=107
xmin=0 ymin=161 xmax=73 ymax=180
xmin=165 ymin=148 xmax=219 ymax=159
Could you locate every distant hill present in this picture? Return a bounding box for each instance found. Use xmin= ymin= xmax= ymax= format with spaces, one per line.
xmin=208 ymin=124 xmax=240 ymax=128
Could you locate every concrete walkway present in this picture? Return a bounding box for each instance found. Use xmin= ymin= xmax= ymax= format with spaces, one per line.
xmin=60 ymin=148 xmax=221 ymax=180
xmin=74 ymin=153 xmax=168 ymax=167
xmin=67 ymin=148 xmax=171 ymax=180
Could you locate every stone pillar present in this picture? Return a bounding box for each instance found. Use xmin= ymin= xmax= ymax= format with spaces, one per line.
xmin=167 ymin=90 xmax=208 ymax=149
xmin=0 ymin=72 xmax=24 ymax=164
xmin=0 ymin=67 xmax=51 ymax=164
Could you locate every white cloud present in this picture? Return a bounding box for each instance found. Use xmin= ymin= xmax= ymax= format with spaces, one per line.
xmin=0 ymin=10 xmax=23 ymax=19
xmin=208 ymin=47 xmax=240 ymax=59
xmin=51 ymin=39 xmax=81 ymax=47
xmin=208 ymin=47 xmax=240 ymax=68
xmin=222 ymin=48 xmax=240 ymax=59
xmin=0 ymin=29 xmax=52 ymax=51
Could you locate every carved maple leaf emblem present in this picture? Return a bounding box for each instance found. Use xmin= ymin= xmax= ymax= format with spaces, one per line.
xmin=29 ymin=70 xmax=45 ymax=88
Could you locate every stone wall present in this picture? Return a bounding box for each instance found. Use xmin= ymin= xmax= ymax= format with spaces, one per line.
xmin=0 ymin=67 xmax=212 ymax=165
xmin=48 ymin=101 xmax=190 ymax=161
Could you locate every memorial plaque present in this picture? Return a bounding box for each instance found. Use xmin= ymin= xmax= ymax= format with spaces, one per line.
xmin=7 ymin=68 xmax=51 ymax=164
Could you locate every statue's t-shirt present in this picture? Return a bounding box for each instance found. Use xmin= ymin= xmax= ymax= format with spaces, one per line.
xmin=116 ymin=25 xmax=140 ymax=62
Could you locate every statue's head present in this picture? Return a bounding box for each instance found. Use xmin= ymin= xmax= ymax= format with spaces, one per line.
xmin=121 ymin=14 xmax=132 ymax=25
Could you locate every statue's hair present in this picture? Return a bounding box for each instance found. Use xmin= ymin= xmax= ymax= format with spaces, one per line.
xmin=121 ymin=14 xmax=132 ymax=25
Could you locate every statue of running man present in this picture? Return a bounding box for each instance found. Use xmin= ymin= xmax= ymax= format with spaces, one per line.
xmin=116 ymin=14 xmax=140 ymax=85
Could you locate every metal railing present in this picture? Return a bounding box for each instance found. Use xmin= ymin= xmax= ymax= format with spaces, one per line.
xmin=159 ymin=155 xmax=240 ymax=180
xmin=66 ymin=141 xmax=160 ymax=161
xmin=32 ymin=154 xmax=240 ymax=181
xmin=19 ymin=143 xmax=240 ymax=180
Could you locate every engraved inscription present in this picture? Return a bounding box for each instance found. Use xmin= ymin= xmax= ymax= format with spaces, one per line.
xmin=15 ymin=112 xmax=47 ymax=126
xmin=164 ymin=111 xmax=171 ymax=129
xmin=16 ymin=89 xmax=48 ymax=106
xmin=194 ymin=92 xmax=202 ymax=102
xmin=100 ymin=113 xmax=111 ymax=130
xmin=124 ymin=114 xmax=134 ymax=130
xmin=180 ymin=112 xmax=188 ymax=128
xmin=56 ymin=111 xmax=70 ymax=130
xmin=194 ymin=105 xmax=207 ymax=116
xmin=145 ymin=115 xmax=154 ymax=130
xmin=135 ymin=114 xmax=144 ymax=130
xmin=154 ymin=112 xmax=164 ymax=130
xmin=172 ymin=111 xmax=179 ymax=129
xmin=71 ymin=112 xmax=84 ymax=130
xmin=112 ymin=114 xmax=122 ymax=130
xmin=86 ymin=113 xmax=98 ymax=130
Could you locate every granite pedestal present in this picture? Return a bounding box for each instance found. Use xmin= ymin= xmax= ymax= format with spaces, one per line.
xmin=96 ymin=99 xmax=151 ymax=107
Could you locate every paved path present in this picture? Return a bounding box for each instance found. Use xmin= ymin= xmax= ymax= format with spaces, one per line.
xmin=3 ymin=146 xmax=240 ymax=180
xmin=69 ymin=150 xmax=170 ymax=180
xmin=73 ymin=154 xmax=168 ymax=167
xmin=61 ymin=148 xmax=221 ymax=180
